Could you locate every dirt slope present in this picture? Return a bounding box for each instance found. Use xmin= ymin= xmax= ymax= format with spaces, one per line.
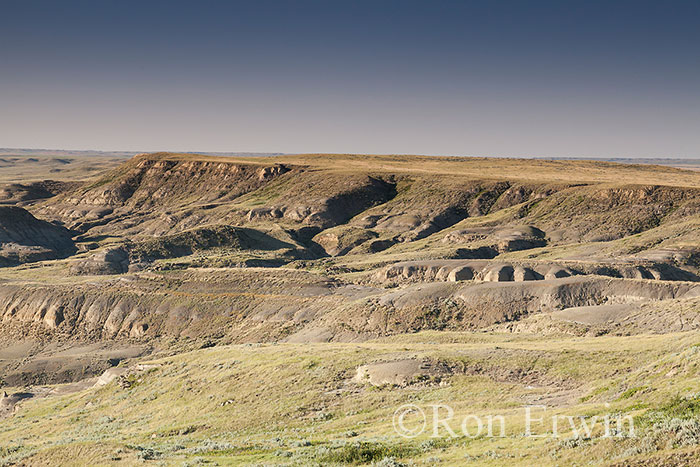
xmin=0 ymin=206 xmax=76 ymax=266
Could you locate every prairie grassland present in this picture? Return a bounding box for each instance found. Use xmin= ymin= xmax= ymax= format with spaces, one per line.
xmin=2 ymin=331 xmax=700 ymax=465
xmin=126 ymin=152 xmax=700 ymax=187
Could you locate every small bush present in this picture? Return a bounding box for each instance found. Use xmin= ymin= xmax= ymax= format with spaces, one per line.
xmin=373 ymin=457 xmax=408 ymax=467
xmin=319 ymin=441 xmax=417 ymax=464
xmin=618 ymin=386 xmax=646 ymax=400
xmin=656 ymin=394 xmax=700 ymax=420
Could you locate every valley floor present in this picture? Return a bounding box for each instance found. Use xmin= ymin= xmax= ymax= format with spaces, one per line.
xmin=2 ymin=330 xmax=700 ymax=465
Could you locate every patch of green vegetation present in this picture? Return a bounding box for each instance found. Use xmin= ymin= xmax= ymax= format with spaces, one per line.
xmin=618 ymin=386 xmax=647 ymax=400
xmin=318 ymin=441 xmax=418 ymax=464
xmin=652 ymin=394 xmax=700 ymax=420
xmin=233 ymin=173 xmax=295 ymax=207
xmin=580 ymin=384 xmax=610 ymax=402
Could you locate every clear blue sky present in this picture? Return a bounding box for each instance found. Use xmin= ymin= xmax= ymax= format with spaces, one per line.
xmin=1 ymin=0 xmax=699 ymax=157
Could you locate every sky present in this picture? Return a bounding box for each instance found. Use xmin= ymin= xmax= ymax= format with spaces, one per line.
xmin=1 ymin=0 xmax=699 ymax=158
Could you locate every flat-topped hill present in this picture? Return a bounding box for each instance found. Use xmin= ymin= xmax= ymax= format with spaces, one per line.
xmin=120 ymin=151 xmax=700 ymax=186
xmin=26 ymin=153 xmax=700 ymax=270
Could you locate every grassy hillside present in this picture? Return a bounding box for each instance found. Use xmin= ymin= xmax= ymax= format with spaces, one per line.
xmin=1 ymin=153 xmax=700 ymax=465
xmin=2 ymin=331 xmax=700 ymax=465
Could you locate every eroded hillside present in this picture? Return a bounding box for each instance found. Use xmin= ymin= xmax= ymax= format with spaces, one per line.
xmin=2 ymin=153 xmax=700 ymax=465
xmin=0 ymin=152 xmax=697 ymax=351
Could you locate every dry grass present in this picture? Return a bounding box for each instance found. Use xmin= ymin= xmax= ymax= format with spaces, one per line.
xmin=2 ymin=331 xmax=700 ymax=465
xmin=127 ymin=152 xmax=700 ymax=187
xmin=0 ymin=155 xmax=129 ymax=184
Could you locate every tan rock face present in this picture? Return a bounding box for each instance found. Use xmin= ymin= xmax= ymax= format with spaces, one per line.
xmin=69 ymin=247 xmax=129 ymax=275
xmin=43 ymin=305 xmax=64 ymax=329
xmin=484 ymin=265 xmax=514 ymax=282
xmin=448 ymin=266 xmax=474 ymax=282
xmin=104 ymin=301 xmax=132 ymax=338
xmin=514 ymin=266 xmax=537 ymax=282
xmin=371 ymin=259 xmax=694 ymax=287
xmin=545 ymin=267 xmax=572 ymax=280
xmin=129 ymin=322 xmax=149 ymax=338
xmin=353 ymin=359 xmax=450 ymax=386
xmin=257 ymin=164 xmax=289 ymax=181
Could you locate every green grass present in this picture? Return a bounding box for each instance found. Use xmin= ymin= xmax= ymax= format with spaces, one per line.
xmin=2 ymin=331 xmax=700 ymax=465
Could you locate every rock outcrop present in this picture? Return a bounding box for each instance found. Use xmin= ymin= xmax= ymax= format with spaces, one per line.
xmin=69 ymin=246 xmax=130 ymax=275
xmin=371 ymin=259 xmax=694 ymax=286
xmin=0 ymin=206 xmax=76 ymax=266
xmin=353 ymin=358 xmax=450 ymax=386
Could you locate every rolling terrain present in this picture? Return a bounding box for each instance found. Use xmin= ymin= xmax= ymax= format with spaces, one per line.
xmin=1 ymin=152 xmax=700 ymax=465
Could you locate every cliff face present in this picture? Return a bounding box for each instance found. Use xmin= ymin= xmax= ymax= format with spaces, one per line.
xmin=34 ymin=154 xmax=400 ymax=242
xmin=1 ymin=268 xmax=698 ymax=348
xmin=0 ymin=206 xmax=75 ymax=266
xmin=35 ymin=155 xmax=292 ymax=235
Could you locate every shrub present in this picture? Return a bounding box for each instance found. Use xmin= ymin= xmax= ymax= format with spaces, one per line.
xmin=319 ymin=441 xmax=417 ymax=464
